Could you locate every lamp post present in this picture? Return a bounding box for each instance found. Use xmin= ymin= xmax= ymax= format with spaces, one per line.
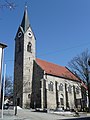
xmin=0 ymin=43 xmax=7 ymax=109
xmin=2 ymin=64 xmax=6 ymax=119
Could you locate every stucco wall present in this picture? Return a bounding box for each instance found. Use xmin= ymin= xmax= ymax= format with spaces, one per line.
xmin=45 ymin=74 xmax=82 ymax=110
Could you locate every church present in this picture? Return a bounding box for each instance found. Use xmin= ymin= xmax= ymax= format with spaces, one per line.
xmin=14 ymin=7 xmax=87 ymax=111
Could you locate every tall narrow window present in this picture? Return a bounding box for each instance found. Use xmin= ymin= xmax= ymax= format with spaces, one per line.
xmin=27 ymin=42 xmax=32 ymax=53
xmin=28 ymin=94 xmax=31 ymax=99
xmin=68 ymin=85 xmax=72 ymax=94
xmin=76 ymin=86 xmax=80 ymax=94
xmin=59 ymin=83 xmax=63 ymax=91
xmin=48 ymin=81 xmax=53 ymax=91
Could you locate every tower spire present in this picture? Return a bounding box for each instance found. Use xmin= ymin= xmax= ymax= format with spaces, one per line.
xmin=21 ymin=6 xmax=30 ymax=32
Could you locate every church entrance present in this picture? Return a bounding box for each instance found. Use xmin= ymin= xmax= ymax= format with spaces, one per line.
xmin=58 ymin=94 xmax=64 ymax=109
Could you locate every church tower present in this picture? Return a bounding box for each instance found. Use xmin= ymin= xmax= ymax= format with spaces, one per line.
xmin=14 ymin=7 xmax=36 ymax=108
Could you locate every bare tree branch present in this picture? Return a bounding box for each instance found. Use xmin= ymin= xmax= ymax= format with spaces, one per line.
xmin=0 ymin=0 xmax=16 ymax=10
xmin=68 ymin=49 xmax=90 ymax=83
xmin=2 ymin=76 xmax=13 ymax=96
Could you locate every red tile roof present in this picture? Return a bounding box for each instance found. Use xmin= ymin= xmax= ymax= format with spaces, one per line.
xmin=36 ymin=58 xmax=80 ymax=81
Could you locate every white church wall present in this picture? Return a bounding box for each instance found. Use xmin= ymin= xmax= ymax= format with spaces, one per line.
xmin=46 ymin=74 xmax=82 ymax=110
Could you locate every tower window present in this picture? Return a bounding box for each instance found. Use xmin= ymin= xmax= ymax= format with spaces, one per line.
xmin=27 ymin=42 xmax=32 ymax=53
xmin=28 ymin=94 xmax=31 ymax=98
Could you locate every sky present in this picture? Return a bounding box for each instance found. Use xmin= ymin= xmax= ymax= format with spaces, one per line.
xmin=0 ymin=0 xmax=90 ymax=78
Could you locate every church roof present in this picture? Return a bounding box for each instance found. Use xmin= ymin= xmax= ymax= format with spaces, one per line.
xmin=36 ymin=58 xmax=80 ymax=82
xmin=21 ymin=6 xmax=30 ymax=32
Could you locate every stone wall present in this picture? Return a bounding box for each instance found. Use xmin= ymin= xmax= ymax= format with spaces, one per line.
xmin=31 ymin=61 xmax=44 ymax=108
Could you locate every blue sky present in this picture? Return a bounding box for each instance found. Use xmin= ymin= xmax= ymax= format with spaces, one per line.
xmin=0 ymin=0 xmax=90 ymax=77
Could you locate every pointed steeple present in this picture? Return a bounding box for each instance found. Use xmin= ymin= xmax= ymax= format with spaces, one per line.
xmin=21 ymin=6 xmax=30 ymax=32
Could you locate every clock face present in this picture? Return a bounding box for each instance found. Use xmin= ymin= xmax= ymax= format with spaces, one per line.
xmin=18 ymin=31 xmax=22 ymax=38
xmin=28 ymin=31 xmax=32 ymax=38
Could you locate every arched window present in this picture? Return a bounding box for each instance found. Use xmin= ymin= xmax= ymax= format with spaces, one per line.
xmin=68 ymin=85 xmax=72 ymax=94
xmin=59 ymin=83 xmax=63 ymax=91
xmin=27 ymin=42 xmax=32 ymax=53
xmin=48 ymin=81 xmax=53 ymax=91
xmin=76 ymin=86 xmax=80 ymax=94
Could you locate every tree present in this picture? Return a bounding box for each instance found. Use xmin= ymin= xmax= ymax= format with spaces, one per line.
xmin=0 ymin=76 xmax=13 ymax=108
xmin=5 ymin=76 xmax=13 ymax=96
xmin=68 ymin=49 xmax=90 ymax=112
xmin=68 ymin=49 xmax=90 ymax=82
xmin=2 ymin=76 xmax=13 ymax=97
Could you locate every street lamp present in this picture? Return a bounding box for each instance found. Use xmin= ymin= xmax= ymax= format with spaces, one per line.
xmin=0 ymin=43 xmax=7 ymax=119
xmin=0 ymin=43 xmax=7 ymax=108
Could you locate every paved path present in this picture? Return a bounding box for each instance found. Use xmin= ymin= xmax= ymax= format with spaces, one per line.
xmin=0 ymin=109 xmax=89 ymax=120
